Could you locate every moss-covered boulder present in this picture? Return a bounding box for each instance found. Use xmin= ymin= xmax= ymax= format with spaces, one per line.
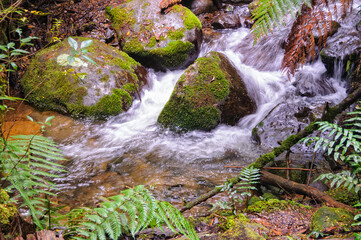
xmin=105 ymin=0 xmax=203 ymax=70
xmin=310 ymin=206 xmax=354 ymax=233
xmin=21 ymin=37 xmax=147 ymax=119
xmin=158 ymin=51 xmax=256 ymax=131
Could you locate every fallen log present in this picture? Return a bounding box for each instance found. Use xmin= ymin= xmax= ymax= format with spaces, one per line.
xmin=180 ymin=85 xmax=361 ymax=213
xmin=260 ymin=170 xmax=356 ymax=213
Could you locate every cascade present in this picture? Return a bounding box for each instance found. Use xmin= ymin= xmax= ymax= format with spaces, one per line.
xmin=55 ymin=4 xmax=360 ymax=205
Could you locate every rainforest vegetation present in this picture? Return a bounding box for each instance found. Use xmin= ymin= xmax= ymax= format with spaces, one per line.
xmin=0 ymin=0 xmax=361 ymax=239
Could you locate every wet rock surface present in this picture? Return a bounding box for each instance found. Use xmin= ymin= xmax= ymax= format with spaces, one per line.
xmin=106 ymin=0 xmax=203 ymax=70
xmin=158 ymin=51 xmax=256 ymax=131
xmin=21 ymin=37 xmax=147 ymax=119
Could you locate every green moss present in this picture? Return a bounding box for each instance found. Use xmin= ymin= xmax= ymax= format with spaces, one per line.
xmin=219 ymin=214 xmax=265 ymax=240
xmin=310 ymin=206 xmax=354 ymax=233
xmin=123 ymin=83 xmax=137 ymax=93
xmin=171 ymin=5 xmax=202 ymax=30
xmin=247 ymin=199 xmax=309 ymax=213
xmin=123 ymin=38 xmax=146 ymax=55
xmin=0 ymin=189 xmax=17 ymax=225
xmin=106 ymin=6 xmax=136 ymax=30
xmin=68 ymin=88 xmax=131 ymax=119
xmin=100 ymin=74 xmax=110 ymax=83
xmin=158 ymin=52 xmax=232 ymax=131
xmin=150 ymin=40 xmax=194 ymax=68
xmin=21 ymin=37 xmax=143 ymax=119
xmin=147 ymin=36 xmax=157 ymax=48
xmin=327 ymin=186 xmax=360 ymax=206
xmin=168 ymin=28 xmax=186 ymax=40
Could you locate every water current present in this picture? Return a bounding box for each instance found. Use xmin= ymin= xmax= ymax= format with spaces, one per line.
xmin=55 ymin=3 xmax=361 ymax=207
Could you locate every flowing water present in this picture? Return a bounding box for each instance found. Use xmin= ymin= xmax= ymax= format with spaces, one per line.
xmin=52 ymin=4 xmax=361 ymax=208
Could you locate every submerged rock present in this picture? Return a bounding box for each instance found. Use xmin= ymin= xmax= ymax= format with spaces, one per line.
xmin=21 ymin=37 xmax=147 ymax=119
xmin=106 ymin=0 xmax=203 ymax=71
xmin=158 ymin=51 xmax=256 ymax=131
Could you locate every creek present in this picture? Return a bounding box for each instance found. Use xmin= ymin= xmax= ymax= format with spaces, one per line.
xmin=51 ymin=3 xmax=361 ymax=209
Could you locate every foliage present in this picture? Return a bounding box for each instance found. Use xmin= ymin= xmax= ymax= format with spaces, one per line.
xmin=0 ymin=99 xmax=66 ymax=230
xmin=67 ymin=37 xmax=97 ymax=66
xmin=353 ymin=202 xmax=361 ymax=239
xmin=0 ymin=28 xmax=38 ymax=73
xmin=302 ymin=103 xmax=361 ymax=194
xmin=251 ymin=0 xmax=354 ymax=76
xmin=65 ymin=185 xmax=199 ymax=240
xmin=211 ymin=166 xmax=260 ymax=214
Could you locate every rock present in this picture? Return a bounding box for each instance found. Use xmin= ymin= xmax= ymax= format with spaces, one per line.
xmin=106 ymin=0 xmax=203 ymax=70
xmin=219 ymin=214 xmax=266 ymax=240
xmin=294 ymin=70 xmax=336 ymax=97
xmin=310 ymin=206 xmax=354 ymax=233
xmin=211 ymin=11 xmax=242 ymax=29
xmin=21 ymin=37 xmax=147 ymax=119
xmin=320 ymin=28 xmax=361 ymax=78
xmin=186 ymin=0 xmax=217 ymax=15
xmin=158 ymin=51 xmax=256 ymax=131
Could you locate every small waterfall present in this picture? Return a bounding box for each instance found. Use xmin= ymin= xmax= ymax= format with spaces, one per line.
xmin=56 ymin=5 xmax=358 ymax=204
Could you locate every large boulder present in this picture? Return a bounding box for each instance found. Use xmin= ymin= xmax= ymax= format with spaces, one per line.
xmin=106 ymin=0 xmax=203 ymax=70
xmin=21 ymin=37 xmax=147 ymax=119
xmin=158 ymin=51 xmax=256 ymax=131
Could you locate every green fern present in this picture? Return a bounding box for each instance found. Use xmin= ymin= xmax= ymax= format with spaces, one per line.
xmin=302 ymin=104 xmax=361 ymax=194
xmin=0 ymin=134 xmax=66 ymax=229
xmin=66 ymin=185 xmax=199 ymax=240
xmin=213 ymin=166 xmax=260 ymax=214
xmin=251 ymin=0 xmax=311 ymax=41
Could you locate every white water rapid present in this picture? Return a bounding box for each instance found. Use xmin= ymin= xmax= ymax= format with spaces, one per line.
xmin=55 ymin=4 xmax=361 ymax=205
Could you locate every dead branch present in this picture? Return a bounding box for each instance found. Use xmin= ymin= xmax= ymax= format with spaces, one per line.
xmin=260 ymin=170 xmax=356 ymax=213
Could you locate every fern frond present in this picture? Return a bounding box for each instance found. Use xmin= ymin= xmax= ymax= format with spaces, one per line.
xmin=0 ymin=134 xmax=66 ymax=229
xmin=251 ymin=0 xmax=309 ymax=41
xmin=316 ymin=170 xmax=360 ymax=193
xmin=69 ymin=185 xmax=199 ymax=240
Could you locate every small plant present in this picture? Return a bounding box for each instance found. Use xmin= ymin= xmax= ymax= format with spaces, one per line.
xmin=211 ymin=166 xmax=260 ymax=214
xmin=65 ymin=185 xmax=199 ymax=240
xmin=67 ymin=37 xmax=97 ymax=66
xmin=0 ymin=28 xmax=38 ymax=73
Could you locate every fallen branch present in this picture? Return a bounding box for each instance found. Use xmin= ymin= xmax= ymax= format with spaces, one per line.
xmin=180 ymin=85 xmax=361 ymax=213
xmin=260 ymin=170 xmax=356 ymax=213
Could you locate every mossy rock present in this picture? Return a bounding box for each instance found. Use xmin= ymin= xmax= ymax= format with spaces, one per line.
xmin=158 ymin=51 xmax=256 ymax=131
xmin=219 ymin=214 xmax=265 ymax=240
xmin=310 ymin=206 xmax=354 ymax=233
xmin=21 ymin=37 xmax=147 ymax=119
xmin=0 ymin=189 xmax=17 ymax=225
xmin=106 ymin=0 xmax=202 ymax=70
